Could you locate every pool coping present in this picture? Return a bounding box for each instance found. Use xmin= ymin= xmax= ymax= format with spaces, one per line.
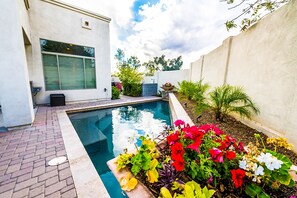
xmin=57 ymin=95 xmax=194 ymax=198
xmin=57 ymin=97 xmax=166 ymax=198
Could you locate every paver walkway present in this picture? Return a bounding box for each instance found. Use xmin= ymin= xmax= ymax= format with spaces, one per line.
xmin=0 ymin=96 xmax=159 ymax=198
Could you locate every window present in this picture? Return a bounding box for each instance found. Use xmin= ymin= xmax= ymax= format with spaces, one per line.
xmin=40 ymin=39 xmax=96 ymax=90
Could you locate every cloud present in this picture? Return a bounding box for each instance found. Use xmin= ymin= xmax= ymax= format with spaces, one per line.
xmin=60 ymin=0 xmax=241 ymax=71
xmin=118 ymin=0 xmax=240 ymax=69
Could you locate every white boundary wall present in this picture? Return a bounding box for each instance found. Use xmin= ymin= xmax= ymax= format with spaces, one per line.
xmin=156 ymin=70 xmax=190 ymax=92
xmin=190 ymin=0 xmax=297 ymax=148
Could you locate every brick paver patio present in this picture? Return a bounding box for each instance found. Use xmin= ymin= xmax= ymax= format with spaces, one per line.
xmin=0 ymin=96 xmax=158 ymax=198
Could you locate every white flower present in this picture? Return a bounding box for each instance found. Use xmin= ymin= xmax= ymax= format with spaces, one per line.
xmin=255 ymin=165 xmax=264 ymax=176
xmin=256 ymin=152 xmax=272 ymax=163
xmin=257 ymin=152 xmax=283 ymax=171
xmin=265 ymin=158 xmax=283 ymax=171
xmin=239 ymin=159 xmax=247 ymax=170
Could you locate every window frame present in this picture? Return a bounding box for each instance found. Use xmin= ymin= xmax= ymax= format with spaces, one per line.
xmin=40 ymin=40 xmax=97 ymax=91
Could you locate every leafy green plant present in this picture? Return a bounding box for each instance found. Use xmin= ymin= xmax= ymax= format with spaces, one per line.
xmin=238 ymin=134 xmax=295 ymax=197
xmin=178 ymin=80 xmax=210 ymax=114
xmin=117 ymin=67 xmax=143 ymax=97
xmin=222 ymin=0 xmax=289 ymax=31
xmin=123 ymin=83 xmax=142 ymax=97
xmin=112 ymin=86 xmax=120 ymax=100
xmin=209 ymin=84 xmax=259 ymax=121
xmin=159 ymin=181 xmax=215 ymax=198
xmin=116 ymin=136 xmax=160 ymax=184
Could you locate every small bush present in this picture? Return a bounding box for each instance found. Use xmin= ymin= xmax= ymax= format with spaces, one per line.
xmin=112 ymin=86 xmax=120 ymax=100
xmin=209 ymin=84 xmax=260 ymax=121
xmin=123 ymin=83 xmax=142 ymax=97
xmin=178 ymin=80 xmax=210 ymax=114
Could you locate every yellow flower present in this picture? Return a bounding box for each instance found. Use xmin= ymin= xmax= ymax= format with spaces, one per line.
xmin=267 ymin=137 xmax=293 ymax=150
xmin=120 ymin=172 xmax=138 ymax=191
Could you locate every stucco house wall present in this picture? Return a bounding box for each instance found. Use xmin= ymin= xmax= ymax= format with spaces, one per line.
xmin=29 ymin=0 xmax=111 ymax=104
xmin=0 ymin=0 xmax=34 ymax=127
xmin=0 ymin=0 xmax=111 ymax=127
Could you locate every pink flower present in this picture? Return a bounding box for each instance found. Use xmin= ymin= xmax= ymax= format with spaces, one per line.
xmin=174 ymin=120 xmax=185 ymax=127
xmin=198 ymin=124 xmax=224 ymax=135
xmin=187 ymin=140 xmax=202 ymax=152
xmin=237 ymin=142 xmax=246 ymax=153
xmin=209 ymin=148 xmax=224 ymax=163
xmin=183 ymin=126 xmax=205 ymax=140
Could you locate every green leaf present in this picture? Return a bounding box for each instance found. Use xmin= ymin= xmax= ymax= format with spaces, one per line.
xmin=159 ymin=187 xmax=173 ymax=198
xmin=288 ymin=179 xmax=295 ymax=187
xmin=131 ymin=164 xmax=140 ymax=175
xmin=245 ymin=184 xmax=262 ymax=197
xmin=202 ymin=186 xmax=216 ymax=198
xmin=259 ymin=192 xmax=270 ymax=198
xmin=278 ymin=173 xmax=292 ymax=185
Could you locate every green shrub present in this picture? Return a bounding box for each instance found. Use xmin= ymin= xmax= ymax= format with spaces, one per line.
xmin=123 ymin=83 xmax=142 ymax=97
xmin=117 ymin=66 xmax=143 ymax=97
xmin=178 ymin=80 xmax=210 ymax=114
xmin=112 ymin=86 xmax=120 ymax=100
xmin=209 ymin=84 xmax=260 ymax=121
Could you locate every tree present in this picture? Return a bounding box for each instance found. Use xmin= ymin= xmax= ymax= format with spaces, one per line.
xmin=127 ymin=56 xmax=141 ymax=69
xmin=114 ymin=48 xmax=141 ymax=70
xmin=143 ymin=55 xmax=183 ymax=74
xmin=114 ymin=48 xmax=125 ymax=65
xmin=114 ymin=48 xmax=143 ymax=96
xmin=222 ymin=0 xmax=289 ymax=31
xmin=165 ymin=56 xmax=183 ymax=71
xmin=209 ymin=85 xmax=259 ymax=121
xmin=142 ymin=60 xmax=160 ymax=76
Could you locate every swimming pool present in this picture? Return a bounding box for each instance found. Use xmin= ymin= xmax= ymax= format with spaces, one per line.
xmin=68 ymin=101 xmax=171 ymax=198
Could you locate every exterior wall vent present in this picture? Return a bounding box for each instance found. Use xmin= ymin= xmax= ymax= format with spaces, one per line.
xmin=81 ymin=19 xmax=91 ymax=30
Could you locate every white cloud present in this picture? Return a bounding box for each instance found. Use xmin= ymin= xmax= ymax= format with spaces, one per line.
xmin=60 ymin=0 xmax=241 ymax=71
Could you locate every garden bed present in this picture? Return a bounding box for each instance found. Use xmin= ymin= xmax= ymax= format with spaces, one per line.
xmin=175 ymin=92 xmax=297 ymax=165
xmin=175 ymin=92 xmax=297 ymax=197
xmin=110 ymin=92 xmax=297 ymax=198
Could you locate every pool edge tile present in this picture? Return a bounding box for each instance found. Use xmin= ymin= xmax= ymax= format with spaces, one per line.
xmin=57 ymin=110 xmax=110 ymax=198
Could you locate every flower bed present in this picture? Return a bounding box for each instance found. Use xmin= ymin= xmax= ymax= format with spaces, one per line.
xmin=114 ymin=120 xmax=296 ymax=197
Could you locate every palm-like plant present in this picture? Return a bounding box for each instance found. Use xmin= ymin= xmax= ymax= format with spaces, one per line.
xmin=178 ymin=80 xmax=210 ymax=114
xmin=209 ymin=85 xmax=260 ymax=121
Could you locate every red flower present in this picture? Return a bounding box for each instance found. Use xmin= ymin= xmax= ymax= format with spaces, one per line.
xmin=198 ymin=124 xmax=224 ymax=135
xmin=172 ymin=158 xmax=185 ymax=171
xmin=219 ymin=135 xmax=236 ymax=150
xmin=167 ymin=131 xmax=180 ymax=145
xmin=170 ymin=142 xmax=184 ymax=161
xmin=174 ymin=120 xmax=185 ymax=127
xmin=237 ymin=142 xmax=246 ymax=153
xmin=225 ymin=151 xmax=236 ymax=160
xmin=187 ymin=139 xmax=202 ymax=152
xmin=183 ymin=126 xmax=205 ymax=140
xmin=231 ymin=169 xmax=245 ymax=188
xmin=209 ymin=148 xmax=224 ymax=163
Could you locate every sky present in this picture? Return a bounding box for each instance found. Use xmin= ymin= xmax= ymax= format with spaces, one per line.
xmin=62 ymin=0 xmax=241 ymax=71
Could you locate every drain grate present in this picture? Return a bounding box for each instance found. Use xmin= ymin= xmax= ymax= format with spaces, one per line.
xmin=48 ymin=156 xmax=67 ymax=166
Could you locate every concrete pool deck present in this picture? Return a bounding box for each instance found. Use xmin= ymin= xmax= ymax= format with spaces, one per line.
xmin=0 ymin=95 xmax=161 ymax=198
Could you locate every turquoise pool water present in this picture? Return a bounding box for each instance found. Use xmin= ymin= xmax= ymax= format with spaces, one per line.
xmin=68 ymin=101 xmax=171 ymax=198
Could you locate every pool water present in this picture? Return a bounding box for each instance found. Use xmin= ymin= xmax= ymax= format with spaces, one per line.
xmin=68 ymin=101 xmax=171 ymax=198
